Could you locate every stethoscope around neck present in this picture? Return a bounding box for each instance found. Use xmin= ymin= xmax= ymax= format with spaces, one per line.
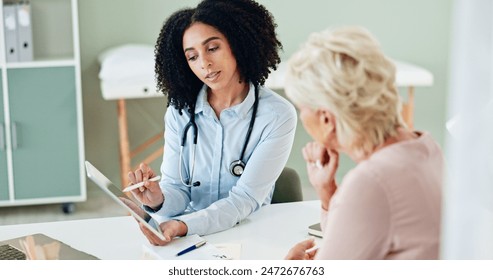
xmin=179 ymin=85 xmax=259 ymax=187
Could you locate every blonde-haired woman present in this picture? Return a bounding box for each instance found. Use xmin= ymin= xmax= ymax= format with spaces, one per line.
xmin=284 ymin=26 xmax=443 ymax=260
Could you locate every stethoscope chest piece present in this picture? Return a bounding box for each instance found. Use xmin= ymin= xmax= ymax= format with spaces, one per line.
xmin=229 ymin=160 xmax=245 ymax=176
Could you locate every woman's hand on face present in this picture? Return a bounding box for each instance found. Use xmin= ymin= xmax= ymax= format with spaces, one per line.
xmin=140 ymin=220 xmax=188 ymax=246
xmin=127 ymin=163 xmax=164 ymax=209
xmin=302 ymin=142 xmax=339 ymax=210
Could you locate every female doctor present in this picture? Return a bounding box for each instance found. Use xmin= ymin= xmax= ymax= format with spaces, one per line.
xmin=125 ymin=0 xmax=297 ymax=246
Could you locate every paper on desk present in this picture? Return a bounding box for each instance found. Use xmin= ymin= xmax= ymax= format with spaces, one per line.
xmin=214 ymin=243 xmax=242 ymax=260
xmin=142 ymin=234 xmax=231 ymax=260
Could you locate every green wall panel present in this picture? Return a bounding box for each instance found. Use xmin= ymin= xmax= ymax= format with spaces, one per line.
xmin=79 ymin=0 xmax=452 ymax=196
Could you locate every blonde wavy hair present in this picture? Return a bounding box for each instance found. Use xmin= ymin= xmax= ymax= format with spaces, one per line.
xmin=285 ymin=26 xmax=405 ymax=158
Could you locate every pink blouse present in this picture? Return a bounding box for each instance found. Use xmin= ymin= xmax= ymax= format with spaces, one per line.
xmin=315 ymin=132 xmax=443 ymax=259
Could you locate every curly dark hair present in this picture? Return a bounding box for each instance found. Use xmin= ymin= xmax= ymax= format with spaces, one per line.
xmin=154 ymin=0 xmax=283 ymax=113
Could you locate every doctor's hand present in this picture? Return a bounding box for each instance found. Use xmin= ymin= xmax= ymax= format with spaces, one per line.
xmin=302 ymin=142 xmax=339 ymax=211
xmin=140 ymin=220 xmax=188 ymax=246
xmin=128 ymin=163 xmax=164 ymax=210
xmin=285 ymin=238 xmax=318 ymax=260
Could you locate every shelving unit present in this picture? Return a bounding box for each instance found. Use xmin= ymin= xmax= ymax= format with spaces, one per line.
xmin=0 ymin=0 xmax=85 ymax=209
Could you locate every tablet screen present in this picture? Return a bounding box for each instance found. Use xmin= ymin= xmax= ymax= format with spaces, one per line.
xmin=84 ymin=161 xmax=165 ymax=240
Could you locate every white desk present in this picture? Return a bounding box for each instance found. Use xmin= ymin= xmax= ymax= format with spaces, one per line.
xmin=0 ymin=200 xmax=321 ymax=260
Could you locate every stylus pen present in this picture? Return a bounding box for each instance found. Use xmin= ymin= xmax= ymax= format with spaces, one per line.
xmin=176 ymin=240 xmax=207 ymax=256
xmin=305 ymin=245 xmax=319 ymax=254
xmin=123 ymin=176 xmax=161 ymax=192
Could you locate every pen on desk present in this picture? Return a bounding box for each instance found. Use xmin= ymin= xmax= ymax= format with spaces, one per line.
xmin=176 ymin=240 xmax=207 ymax=256
xmin=123 ymin=176 xmax=161 ymax=192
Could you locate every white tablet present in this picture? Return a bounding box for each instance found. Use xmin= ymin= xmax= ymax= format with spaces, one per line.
xmin=84 ymin=161 xmax=166 ymax=240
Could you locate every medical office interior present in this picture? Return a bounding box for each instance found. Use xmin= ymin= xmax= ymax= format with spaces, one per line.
xmin=0 ymin=0 xmax=492 ymax=259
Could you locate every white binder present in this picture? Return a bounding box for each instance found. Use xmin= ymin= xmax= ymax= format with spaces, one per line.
xmin=3 ymin=3 xmax=19 ymax=62
xmin=16 ymin=1 xmax=33 ymax=62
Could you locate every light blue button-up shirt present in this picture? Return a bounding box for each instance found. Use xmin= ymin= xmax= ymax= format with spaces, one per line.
xmin=150 ymin=83 xmax=297 ymax=236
